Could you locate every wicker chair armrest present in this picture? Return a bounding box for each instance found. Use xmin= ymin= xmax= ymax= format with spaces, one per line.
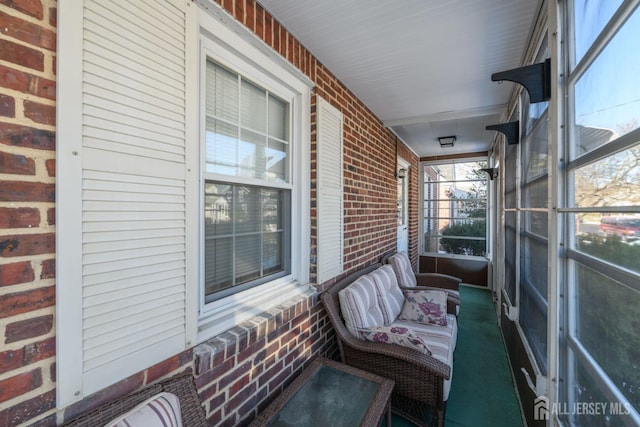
xmin=415 ymin=273 xmax=461 ymax=291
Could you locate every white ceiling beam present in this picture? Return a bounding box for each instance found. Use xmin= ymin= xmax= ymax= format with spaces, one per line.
xmin=383 ymin=103 xmax=508 ymax=128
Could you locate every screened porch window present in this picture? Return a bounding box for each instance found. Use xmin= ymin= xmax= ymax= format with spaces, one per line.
xmin=422 ymin=159 xmax=488 ymax=256
xmin=203 ymin=60 xmax=292 ymax=302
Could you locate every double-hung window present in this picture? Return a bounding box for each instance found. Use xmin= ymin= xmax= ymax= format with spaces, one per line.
xmin=196 ymin=6 xmax=312 ymax=339
xmin=203 ymin=60 xmax=291 ymax=302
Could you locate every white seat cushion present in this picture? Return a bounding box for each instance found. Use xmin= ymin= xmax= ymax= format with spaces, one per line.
xmin=339 ymin=274 xmax=386 ymax=339
xmin=388 ymin=252 xmax=417 ymax=287
xmin=391 ymin=314 xmax=457 ymax=400
xmin=369 ymin=265 xmax=404 ymax=324
xmin=104 ymin=392 xmax=182 ymax=427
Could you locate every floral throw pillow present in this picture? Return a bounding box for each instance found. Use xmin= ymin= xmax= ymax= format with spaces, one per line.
xmin=360 ymin=325 xmax=432 ymax=355
xmin=399 ymin=290 xmax=448 ymax=326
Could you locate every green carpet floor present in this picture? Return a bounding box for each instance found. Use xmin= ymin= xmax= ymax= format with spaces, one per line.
xmin=388 ymin=285 xmax=523 ymax=427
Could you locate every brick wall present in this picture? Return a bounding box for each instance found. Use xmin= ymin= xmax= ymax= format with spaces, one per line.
xmin=0 ymin=0 xmax=419 ymax=425
xmin=0 ymin=0 xmax=58 ymax=425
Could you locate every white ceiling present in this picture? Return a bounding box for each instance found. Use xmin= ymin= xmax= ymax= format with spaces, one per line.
xmin=259 ymin=0 xmax=542 ymax=157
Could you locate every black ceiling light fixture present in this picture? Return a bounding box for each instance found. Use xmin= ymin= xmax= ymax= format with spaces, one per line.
xmin=438 ymin=135 xmax=456 ymax=148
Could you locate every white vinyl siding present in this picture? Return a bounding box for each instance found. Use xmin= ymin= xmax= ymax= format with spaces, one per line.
xmin=316 ymin=97 xmax=344 ymax=283
xmin=57 ymin=0 xmax=197 ymax=407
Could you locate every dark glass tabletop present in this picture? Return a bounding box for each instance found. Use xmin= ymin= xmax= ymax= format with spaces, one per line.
xmin=266 ymin=364 xmax=382 ymax=426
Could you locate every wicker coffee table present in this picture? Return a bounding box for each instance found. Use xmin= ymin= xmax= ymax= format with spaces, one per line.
xmin=251 ymin=358 xmax=394 ymax=427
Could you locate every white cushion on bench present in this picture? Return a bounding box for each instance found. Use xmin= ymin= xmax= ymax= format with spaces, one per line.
xmin=369 ymin=264 xmax=404 ymax=324
xmin=339 ymin=274 xmax=386 ymax=339
xmin=104 ymin=392 xmax=182 ymax=427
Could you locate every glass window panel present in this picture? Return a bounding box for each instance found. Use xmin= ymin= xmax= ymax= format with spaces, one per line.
xmin=572 ymin=8 xmax=640 ymax=158
xmin=523 ymin=178 xmax=548 ymax=209
xmin=574 ymin=263 xmax=640 ymax=411
xmin=263 ymin=232 xmax=283 ymax=274
xmin=262 ymin=189 xmax=284 ymax=231
xmin=204 ymin=237 xmax=232 ymax=295
xmin=235 ymin=235 xmax=261 ymax=284
xmin=519 ymin=285 xmax=548 ymax=374
xmin=438 ymin=237 xmax=486 ymax=256
xmin=505 ymin=143 xmax=518 ymax=208
xmin=525 ymin=211 xmax=548 ymax=237
xmin=268 ymin=95 xmax=289 ymax=141
xmin=241 ymin=79 xmax=266 ymax=132
xmin=267 ymin=139 xmax=287 ymax=182
xmin=205 ymin=119 xmax=239 ymax=176
xmin=522 ymin=237 xmax=548 ymax=299
xmin=235 ymin=186 xmax=261 ymax=233
xmin=238 ymin=129 xmax=266 ymax=179
xmin=206 ymin=60 xmax=238 ymax=122
xmin=505 ymin=212 xmax=517 ymax=303
xmin=204 ymin=183 xmax=233 ymax=236
xmin=573 ymin=145 xmax=640 ymax=208
xmin=573 ymin=0 xmax=624 ymax=66
xmin=434 ymin=163 xmax=453 ymax=181
xmin=574 ymin=214 xmax=640 ymax=274
xmin=565 ymin=350 xmax=633 ymax=426
xmin=523 ymin=117 xmax=549 ymax=181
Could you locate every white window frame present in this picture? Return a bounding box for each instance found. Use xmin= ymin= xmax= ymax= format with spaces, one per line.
xmin=193 ymin=2 xmax=313 ymax=343
xmin=419 ymin=156 xmax=490 ymax=261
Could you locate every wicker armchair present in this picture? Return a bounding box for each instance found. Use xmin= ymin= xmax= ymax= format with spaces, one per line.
xmin=321 ymin=264 xmax=454 ymax=427
xmin=382 ymin=252 xmax=462 ymax=309
xmin=62 ymin=373 xmax=207 ymax=427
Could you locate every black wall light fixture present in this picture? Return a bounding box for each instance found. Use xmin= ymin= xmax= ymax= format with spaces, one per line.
xmin=491 ymin=58 xmax=551 ymax=103
xmin=486 ymin=121 xmax=520 ymax=145
xmin=395 ymin=168 xmax=407 ymax=179
xmin=438 ymin=136 xmax=456 ymax=148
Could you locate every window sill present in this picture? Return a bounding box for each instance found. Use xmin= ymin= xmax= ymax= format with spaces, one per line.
xmin=196 ymin=277 xmax=315 ymax=344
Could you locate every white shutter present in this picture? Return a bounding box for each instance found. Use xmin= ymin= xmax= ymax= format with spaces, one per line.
xmin=57 ymin=0 xmax=197 ymax=407
xmin=316 ymin=98 xmax=344 ymax=283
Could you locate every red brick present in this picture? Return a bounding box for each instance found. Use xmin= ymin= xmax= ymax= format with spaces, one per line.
xmin=45 ymin=158 xmax=55 ymax=176
xmin=0 ymin=207 xmax=40 ymax=228
xmin=0 ymin=369 xmax=42 ymax=403
xmin=0 ymin=233 xmax=55 ymax=257
xmin=0 ymin=39 xmax=44 ymax=71
xmin=0 ymin=181 xmax=55 ymax=202
xmin=0 ymin=389 xmax=55 ymax=427
xmin=5 ymin=314 xmax=53 ymax=343
xmin=0 ymin=285 xmax=55 ymax=319
xmin=33 ymin=75 xmax=56 ymax=100
xmin=0 ymin=0 xmax=44 ymax=20
xmin=146 ymin=354 xmax=182 ymax=384
xmin=0 ymin=11 xmax=56 ymax=51
xmin=0 ymin=93 xmax=15 ymax=117
xmin=45 ymin=207 xmax=55 ymax=226
xmin=0 ymin=151 xmax=35 ymax=175
xmin=40 ymin=258 xmax=54 ymax=279
xmin=23 ymin=100 xmax=54 ymax=126
xmin=23 ymin=336 xmax=56 ymax=364
xmin=0 ymin=347 xmax=23 ymax=374
xmin=0 ymin=64 xmax=29 ymax=93
xmin=48 ymin=6 xmax=55 ymax=27
xmin=0 ymin=260 xmax=34 ymax=286
xmin=0 ymin=123 xmax=55 ymax=150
